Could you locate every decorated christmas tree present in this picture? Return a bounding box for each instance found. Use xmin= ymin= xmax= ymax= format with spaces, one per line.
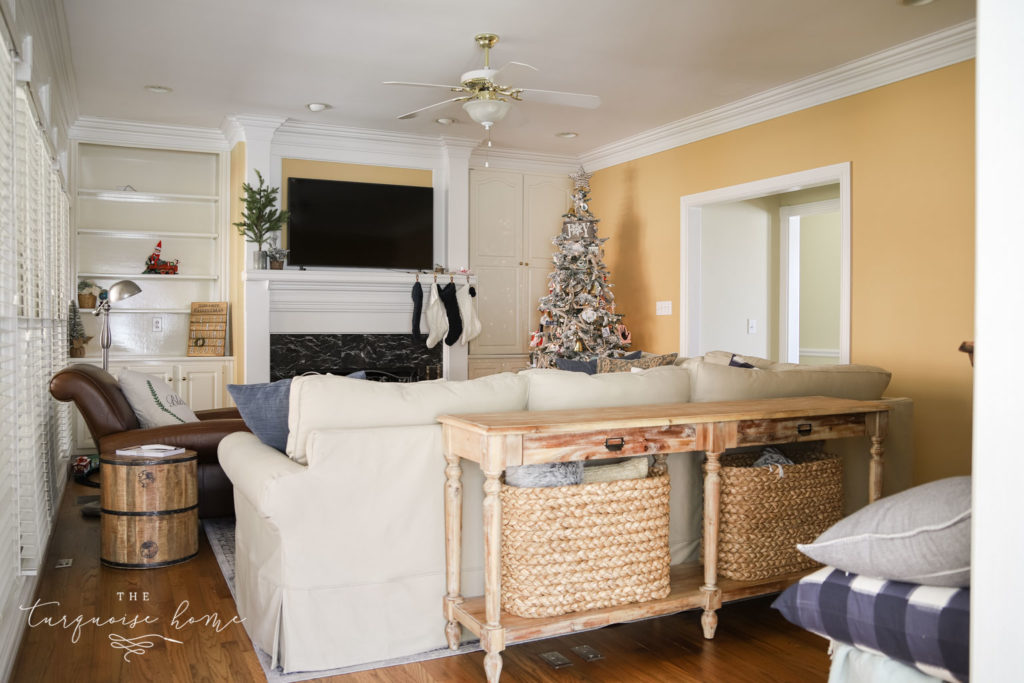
xmin=531 ymin=167 xmax=630 ymax=367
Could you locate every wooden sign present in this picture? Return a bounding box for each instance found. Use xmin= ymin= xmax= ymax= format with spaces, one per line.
xmin=187 ymin=302 xmax=228 ymax=357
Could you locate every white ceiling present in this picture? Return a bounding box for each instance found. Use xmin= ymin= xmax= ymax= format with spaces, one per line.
xmin=61 ymin=0 xmax=976 ymax=155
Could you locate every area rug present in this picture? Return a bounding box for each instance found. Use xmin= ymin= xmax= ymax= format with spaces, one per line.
xmin=202 ymin=518 xmax=480 ymax=682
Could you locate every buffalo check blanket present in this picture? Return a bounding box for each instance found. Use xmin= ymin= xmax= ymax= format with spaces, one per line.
xmin=772 ymin=566 xmax=969 ymax=682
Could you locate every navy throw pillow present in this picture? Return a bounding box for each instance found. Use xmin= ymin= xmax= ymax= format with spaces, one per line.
xmin=226 ymin=378 xmax=292 ymax=453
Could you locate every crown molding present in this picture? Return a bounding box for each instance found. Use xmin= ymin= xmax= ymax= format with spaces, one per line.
xmin=68 ymin=116 xmax=229 ymax=151
xmin=581 ymin=20 xmax=976 ymax=171
xmin=272 ymin=120 xmax=448 ymax=168
xmin=470 ymin=146 xmax=580 ymax=175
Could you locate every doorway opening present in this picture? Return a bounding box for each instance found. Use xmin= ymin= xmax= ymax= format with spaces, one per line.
xmin=680 ymin=163 xmax=850 ymax=362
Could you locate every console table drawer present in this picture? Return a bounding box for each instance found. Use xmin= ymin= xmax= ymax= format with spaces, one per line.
xmin=521 ymin=423 xmax=699 ymax=464
xmin=736 ymin=414 xmax=867 ymax=446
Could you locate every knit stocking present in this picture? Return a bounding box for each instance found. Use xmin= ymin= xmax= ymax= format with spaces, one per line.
xmin=424 ymin=284 xmax=447 ymax=348
xmin=439 ymin=282 xmax=463 ymax=346
xmin=456 ymin=284 xmax=482 ymax=344
xmin=411 ymin=283 xmax=424 ymax=341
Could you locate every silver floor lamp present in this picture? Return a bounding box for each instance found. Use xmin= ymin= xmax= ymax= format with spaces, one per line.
xmin=92 ymin=279 xmax=142 ymax=370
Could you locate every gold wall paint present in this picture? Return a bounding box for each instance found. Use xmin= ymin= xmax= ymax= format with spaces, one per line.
xmin=591 ymin=61 xmax=975 ymax=484
xmin=228 ymin=142 xmax=246 ymax=384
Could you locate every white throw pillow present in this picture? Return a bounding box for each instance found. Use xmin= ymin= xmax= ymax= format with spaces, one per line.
xmin=117 ymin=369 xmax=198 ymax=428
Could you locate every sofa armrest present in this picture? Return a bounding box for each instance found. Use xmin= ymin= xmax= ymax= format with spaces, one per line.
xmin=98 ymin=418 xmax=250 ymax=465
xmin=218 ymin=431 xmax=305 ymax=515
xmin=196 ymin=407 xmax=241 ymax=421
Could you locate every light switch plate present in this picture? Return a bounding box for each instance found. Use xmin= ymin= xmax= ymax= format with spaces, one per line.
xmin=656 ymin=301 xmax=672 ymax=316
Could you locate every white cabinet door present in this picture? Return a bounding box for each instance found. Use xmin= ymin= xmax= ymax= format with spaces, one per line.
xmin=470 ymin=266 xmax=525 ymax=356
xmin=115 ymin=362 xmax=176 ymax=387
xmin=525 ymin=263 xmax=554 ymax=340
xmin=178 ymin=364 xmax=223 ymax=412
xmin=523 ymin=175 xmax=570 ymax=263
xmin=470 ymin=171 xmax=522 ymax=268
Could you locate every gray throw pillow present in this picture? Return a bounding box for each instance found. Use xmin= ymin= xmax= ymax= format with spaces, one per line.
xmin=505 ymin=461 xmax=583 ymax=488
xmin=797 ymin=476 xmax=971 ymax=587
xmin=227 ymin=378 xmax=292 ymax=452
xmin=118 ymin=369 xmax=199 ymax=428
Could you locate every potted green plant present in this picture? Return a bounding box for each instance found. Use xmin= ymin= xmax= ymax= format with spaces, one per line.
xmin=266 ymin=246 xmax=289 ymax=270
xmin=67 ymin=301 xmax=92 ymax=357
xmin=77 ymin=280 xmax=100 ymax=309
xmin=233 ymin=170 xmax=289 ymax=270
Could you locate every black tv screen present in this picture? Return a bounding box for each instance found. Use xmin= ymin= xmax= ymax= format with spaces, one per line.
xmin=286 ymin=177 xmax=434 ymax=269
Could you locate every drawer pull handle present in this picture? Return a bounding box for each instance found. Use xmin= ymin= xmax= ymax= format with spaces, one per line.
xmin=797 ymin=423 xmax=813 ymax=436
xmin=604 ymin=437 xmax=625 ymax=452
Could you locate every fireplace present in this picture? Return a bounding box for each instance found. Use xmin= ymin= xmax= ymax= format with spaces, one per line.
xmin=270 ymin=333 xmax=443 ymax=382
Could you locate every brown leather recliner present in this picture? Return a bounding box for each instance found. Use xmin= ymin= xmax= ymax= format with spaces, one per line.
xmin=49 ymin=364 xmax=250 ymax=518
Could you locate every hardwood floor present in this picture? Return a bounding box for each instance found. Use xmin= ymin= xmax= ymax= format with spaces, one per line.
xmin=12 ymin=480 xmax=830 ymax=682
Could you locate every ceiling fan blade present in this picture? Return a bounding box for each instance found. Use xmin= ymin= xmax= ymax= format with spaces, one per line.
xmin=492 ymin=60 xmax=538 ymax=82
xmin=519 ymin=88 xmax=601 ymax=109
xmin=383 ymin=80 xmax=466 ymax=91
xmin=396 ymin=96 xmax=469 ymax=120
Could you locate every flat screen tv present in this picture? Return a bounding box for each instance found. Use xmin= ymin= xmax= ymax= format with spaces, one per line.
xmin=286 ymin=177 xmax=434 ymax=269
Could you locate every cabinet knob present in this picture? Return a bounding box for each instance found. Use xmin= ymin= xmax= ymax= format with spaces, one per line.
xmin=181 ymin=377 xmax=188 ymax=381
xmin=524 ymin=261 xmax=529 ymax=267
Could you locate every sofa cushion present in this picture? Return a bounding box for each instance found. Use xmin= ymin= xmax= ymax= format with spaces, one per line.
xmin=523 ymin=365 xmax=690 ymax=411
xmin=287 ymin=372 xmax=528 ymax=464
xmin=117 ymin=369 xmax=198 ymax=428
xmin=227 ymin=378 xmax=291 ymax=452
xmin=596 ymin=353 xmax=677 ymax=373
xmin=797 ymin=476 xmax=971 ymax=586
xmin=689 ymin=361 xmax=891 ymax=403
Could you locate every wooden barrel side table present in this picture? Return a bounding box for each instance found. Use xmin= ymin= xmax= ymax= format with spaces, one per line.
xmin=99 ymin=449 xmax=199 ymax=569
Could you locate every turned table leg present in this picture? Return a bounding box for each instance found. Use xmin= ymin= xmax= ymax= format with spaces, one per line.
xmin=701 ymin=449 xmax=723 ymax=639
xmin=868 ymin=411 xmax=888 ymax=504
xmin=481 ymin=460 xmax=505 ymax=681
xmin=443 ymin=446 xmax=463 ymax=650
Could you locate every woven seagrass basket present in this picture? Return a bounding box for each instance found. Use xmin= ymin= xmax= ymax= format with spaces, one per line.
xmin=501 ymin=473 xmax=671 ymax=618
xmin=710 ymin=451 xmax=843 ymax=581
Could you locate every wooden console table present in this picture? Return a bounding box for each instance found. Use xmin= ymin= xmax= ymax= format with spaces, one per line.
xmin=438 ymin=396 xmax=889 ymax=682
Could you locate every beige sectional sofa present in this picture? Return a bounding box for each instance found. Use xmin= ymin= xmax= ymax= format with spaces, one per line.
xmin=218 ymin=354 xmax=912 ymax=673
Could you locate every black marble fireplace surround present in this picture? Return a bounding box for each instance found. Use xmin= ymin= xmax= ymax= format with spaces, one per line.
xmin=270 ymin=334 xmax=443 ymax=382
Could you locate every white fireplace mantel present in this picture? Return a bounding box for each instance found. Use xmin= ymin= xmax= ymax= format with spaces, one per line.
xmin=243 ymin=269 xmax=473 ymax=383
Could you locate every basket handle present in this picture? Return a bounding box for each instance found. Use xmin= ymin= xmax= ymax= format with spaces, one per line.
xmin=797 ymin=423 xmax=813 ymax=436
xmin=604 ymin=436 xmax=625 ymax=452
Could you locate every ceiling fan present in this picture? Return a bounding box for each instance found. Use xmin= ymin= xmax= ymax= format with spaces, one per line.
xmin=383 ymin=33 xmax=600 ymax=130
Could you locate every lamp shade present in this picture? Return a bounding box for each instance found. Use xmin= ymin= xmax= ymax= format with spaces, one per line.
xmin=462 ymin=98 xmax=512 ymax=128
xmin=108 ymin=279 xmax=142 ymax=304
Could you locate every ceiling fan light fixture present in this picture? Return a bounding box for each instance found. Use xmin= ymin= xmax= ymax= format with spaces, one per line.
xmin=462 ymin=98 xmax=512 ymax=128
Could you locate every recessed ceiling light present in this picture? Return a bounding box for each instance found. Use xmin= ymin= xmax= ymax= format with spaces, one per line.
xmin=901 ymin=0 xmax=935 ymax=6
xmin=435 ymin=117 xmax=455 ymax=125
xmin=306 ymin=102 xmax=330 ymax=112
xmin=555 ymin=131 xmax=578 ymax=139
xmin=144 ymin=85 xmax=172 ymax=94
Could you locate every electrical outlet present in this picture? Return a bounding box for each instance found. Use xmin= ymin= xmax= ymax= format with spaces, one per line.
xmin=655 ymin=301 xmax=672 ymax=316
xmin=55 ymin=558 xmax=72 ymax=569
xmin=152 ymin=317 xmax=162 ymax=333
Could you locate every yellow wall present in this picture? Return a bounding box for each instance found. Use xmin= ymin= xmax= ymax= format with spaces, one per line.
xmin=228 ymin=142 xmax=246 ymax=384
xmin=591 ymin=61 xmax=975 ymax=484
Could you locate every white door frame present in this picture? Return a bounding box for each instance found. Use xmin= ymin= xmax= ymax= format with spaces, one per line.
xmin=779 ymin=198 xmax=842 ymax=363
xmin=680 ymin=162 xmax=851 ymax=361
